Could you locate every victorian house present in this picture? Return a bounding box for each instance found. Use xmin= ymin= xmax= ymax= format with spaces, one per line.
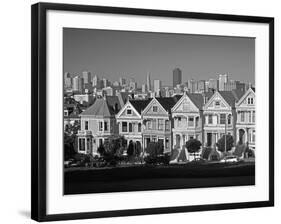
xmin=77 ymin=96 xmax=121 ymax=155
xmin=141 ymin=96 xmax=181 ymax=153
xmin=115 ymin=99 xmax=151 ymax=151
xmin=203 ymin=90 xmax=244 ymax=148
xmin=235 ymin=87 xmax=255 ymax=150
xmin=171 ymin=92 xmax=204 ymax=148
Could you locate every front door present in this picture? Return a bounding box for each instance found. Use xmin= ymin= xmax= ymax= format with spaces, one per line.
xmin=207 ymin=133 xmax=212 ymax=147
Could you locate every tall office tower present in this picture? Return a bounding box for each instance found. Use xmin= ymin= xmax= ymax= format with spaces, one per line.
xmin=188 ymin=79 xmax=197 ymax=93
xmin=102 ymin=78 xmax=109 ymax=88
xmin=64 ymin=72 xmax=72 ymax=89
xmin=142 ymin=84 xmax=147 ymax=93
xmin=82 ymin=71 xmax=92 ymax=84
xmin=92 ymin=75 xmax=99 ymax=87
xmin=173 ymin=68 xmax=182 ymax=87
xmin=218 ymin=74 xmax=228 ymax=91
xmin=119 ymin=77 xmax=126 ymax=87
xmin=197 ymin=80 xmax=206 ymax=93
xmin=154 ymin=79 xmax=162 ymax=97
xmin=72 ymin=76 xmax=84 ymax=93
xmin=208 ymin=78 xmax=219 ymax=91
xmin=146 ymin=72 xmax=151 ymax=91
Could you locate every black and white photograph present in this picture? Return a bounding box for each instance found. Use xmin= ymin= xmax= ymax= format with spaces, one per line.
xmin=63 ymin=28 xmax=256 ymax=195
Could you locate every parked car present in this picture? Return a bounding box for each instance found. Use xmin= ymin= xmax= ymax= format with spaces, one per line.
xmin=64 ymin=158 xmax=75 ymax=168
xmin=190 ymin=158 xmax=206 ymax=163
xmin=220 ymin=155 xmax=239 ymax=163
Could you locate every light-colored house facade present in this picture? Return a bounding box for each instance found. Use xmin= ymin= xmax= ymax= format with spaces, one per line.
xmin=235 ymin=88 xmax=255 ymax=150
xmin=203 ymin=91 xmax=242 ymax=148
xmin=171 ymin=92 xmax=204 ymax=149
xmin=77 ymin=96 xmax=120 ymax=155
xmin=115 ymin=99 xmax=151 ymax=151
xmin=141 ymin=97 xmax=179 ymax=153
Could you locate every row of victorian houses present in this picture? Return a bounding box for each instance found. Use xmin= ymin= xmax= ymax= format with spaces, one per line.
xmin=67 ymin=88 xmax=255 ymax=159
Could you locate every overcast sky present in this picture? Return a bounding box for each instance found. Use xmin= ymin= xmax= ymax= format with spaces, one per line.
xmin=63 ymin=28 xmax=255 ymax=86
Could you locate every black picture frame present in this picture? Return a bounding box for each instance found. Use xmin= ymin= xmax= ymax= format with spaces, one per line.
xmin=31 ymin=2 xmax=274 ymax=222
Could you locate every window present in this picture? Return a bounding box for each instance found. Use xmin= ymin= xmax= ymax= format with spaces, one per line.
xmin=79 ymin=138 xmax=85 ymax=152
xmin=165 ymin=120 xmax=170 ymax=131
xmin=220 ymin=114 xmax=226 ymax=124
xmin=208 ymin=115 xmax=213 ymax=124
xmin=253 ymin=111 xmax=255 ymax=123
xmin=127 ymin=109 xmax=132 ymax=115
xmin=147 ymin=120 xmax=152 ymax=130
xmin=248 ymin=97 xmax=254 ymax=105
xmin=241 ymin=112 xmax=245 ymax=122
xmin=195 ymin=117 xmax=199 ymax=127
xmin=85 ymin=121 xmax=88 ymax=130
xmin=189 ymin=136 xmax=194 ymax=140
xmin=122 ymin=122 xmax=127 ymax=132
xmin=158 ymin=119 xmax=164 ymax=130
xmin=129 ymin=123 xmax=133 ymax=132
xmin=152 ymin=119 xmax=156 ymax=130
xmin=99 ymin=121 xmax=103 ymax=131
xmin=138 ymin=123 xmax=141 ymax=132
xmin=188 ymin=117 xmax=194 ymax=126
xmin=165 ymin=138 xmax=169 ymax=149
xmin=248 ymin=112 xmax=251 ymax=123
xmin=228 ymin=115 xmax=231 ymax=125
xmin=215 ymin=101 xmax=220 ymax=107
xmin=252 ymin=130 xmax=256 ymax=142
xmin=152 ymin=106 xmax=158 ymax=112
xmin=104 ymin=121 xmax=108 ymax=131
xmin=177 ymin=117 xmax=182 ymax=127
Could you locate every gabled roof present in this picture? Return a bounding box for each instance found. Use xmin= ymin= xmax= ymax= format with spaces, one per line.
xmin=219 ymin=90 xmax=245 ymax=107
xmin=155 ymin=96 xmax=181 ymax=113
xmin=235 ymin=87 xmax=255 ymax=107
xmin=80 ymin=96 xmax=120 ymax=117
xmin=130 ymin=99 xmax=152 ymax=114
xmin=187 ymin=93 xmax=204 ymax=109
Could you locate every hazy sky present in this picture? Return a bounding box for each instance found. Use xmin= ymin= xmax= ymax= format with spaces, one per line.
xmin=63 ymin=28 xmax=255 ymax=86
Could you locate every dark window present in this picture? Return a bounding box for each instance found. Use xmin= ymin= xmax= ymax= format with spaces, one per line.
xmin=85 ymin=121 xmax=88 ymax=130
xmin=138 ymin=123 xmax=141 ymax=132
xmin=129 ymin=123 xmax=133 ymax=132
xmin=208 ymin=115 xmax=213 ymax=124
xmin=122 ymin=122 xmax=127 ymax=132
xmin=127 ymin=109 xmax=132 ymax=115
xmin=152 ymin=106 xmax=158 ymax=112
xmin=104 ymin=121 xmax=108 ymax=131
xmin=220 ymin=114 xmax=226 ymax=124
xmin=79 ymin=138 xmax=85 ymax=151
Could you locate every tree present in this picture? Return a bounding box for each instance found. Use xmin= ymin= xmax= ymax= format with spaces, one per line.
xmin=185 ymin=139 xmax=202 ymax=158
xmin=145 ymin=141 xmax=164 ymax=158
xmin=97 ymin=143 xmax=105 ymax=156
xmin=216 ymin=134 xmax=234 ymax=153
xmin=64 ymin=132 xmax=77 ymax=160
xmin=127 ymin=140 xmax=135 ymax=158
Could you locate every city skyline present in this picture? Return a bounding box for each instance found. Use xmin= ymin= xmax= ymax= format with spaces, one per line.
xmin=63 ymin=28 xmax=255 ymax=86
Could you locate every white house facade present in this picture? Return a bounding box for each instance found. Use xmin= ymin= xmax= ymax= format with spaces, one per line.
xmin=235 ymin=88 xmax=256 ymax=150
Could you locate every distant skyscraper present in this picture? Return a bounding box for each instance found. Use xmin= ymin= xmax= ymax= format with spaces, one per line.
xmin=82 ymin=71 xmax=92 ymax=84
xmin=154 ymin=80 xmax=162 ymax=97
xmin=142 ymin=84 xmax=147 ymax=93
xmin=208 ymin=79 xmax=219 ymax=91
xmin=197 ymin=80 xmax=206 ymax=93
xmin=146 ymin=72 xmax=151 ymax=91
xmin=72 ymin=76 xmax=84 ymax=93
xmin=92 ymin=75 xmax=99 ymax=87
xmin=173 ymin=68 xmax=182 ymax=87
xmin=119 ymin=77 xmax=126 ymax=87
xmin=102 ymin=78 xmax=109 ymax=88
xmin=218 ymin=74 xmax=228 ymax=91
xmin=188 ymin=79 xmax=197 ymax=93
xmin=64 ymin=72 xmax=72 ymax=89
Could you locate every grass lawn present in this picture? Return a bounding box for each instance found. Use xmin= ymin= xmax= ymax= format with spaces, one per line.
xmin=64 ymin=162 xmax=255 ymax=194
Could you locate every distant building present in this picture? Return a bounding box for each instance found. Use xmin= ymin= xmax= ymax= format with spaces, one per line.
xmin=173 ymin=68 xmax=182 ymax=87
xmin=187 ymin=79 xmax=197 ymax=93
xmin=119 ymin=77 xmax=126 ymax=87
xmin=72 ymin=76 xmax=84 ymax=93
xmin=129 ymin=81 xmax=137 ymax=91
xmin=102 ymin=78 xmax=109 ymax=88
xmin=73 ymin=94 xmax=95 ymax=105
xmin=197 ymin=80 xmax=206 ymax=93
xmin=146 ymin=72 xmax=151 ymax=91
xmin=218 ymin=74 xmax=228 ymax=91
xmin=82 ymin=71 xmax=92 ymax=85
xmin=154 ymin=80 xmax=162 ymax=97
xmin=142 ymin=84 xmax=147 ymax=93
xmin=92 ymin=75 xmax=99 ymax=87
xmin=208 ymin=79 xmax=219 ymax=91
xmin=64 ymin=72 xmax=72 ymax=89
